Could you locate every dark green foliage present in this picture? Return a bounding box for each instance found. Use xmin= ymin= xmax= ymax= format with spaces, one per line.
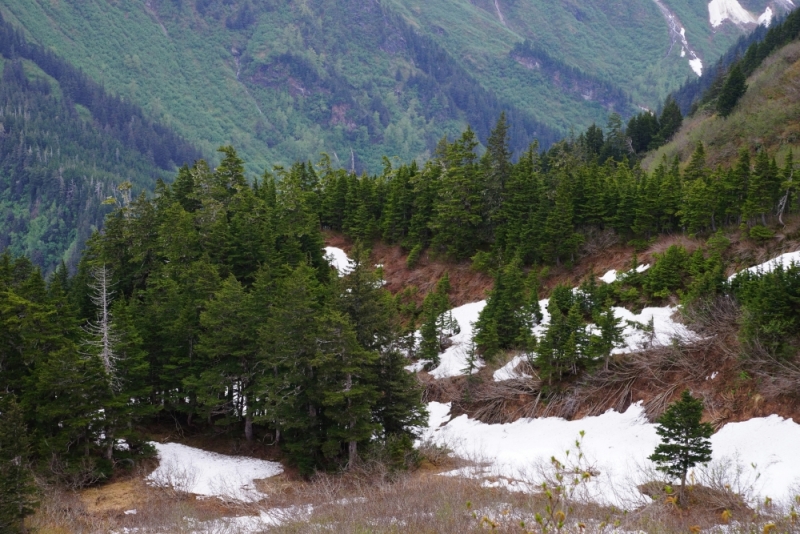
xmin=716 ymin=64 xmax=748 ymax=118
xmin=535 ymin=279 xmax=623 ymax=383
xmin=732 ymin=263 xmax=800 ymax=358
xmin=419 ymin=274 xmax=455 ymax=366
xmin=0 ymin=145 xmax=429 ymax=480
xmin=656 ymin=97 xmax=683 ymax=145
xmin=649 ymin=390 xmax=713 ymax=504
xmin=0 ymin=394 xmax=38 ymax=531
xmin=473 ymin=259 xmax=541 ymax=359
xmin=645 ymin=245 xmax=689 ymax=299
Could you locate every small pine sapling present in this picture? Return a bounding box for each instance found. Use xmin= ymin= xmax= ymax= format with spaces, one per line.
xmin=649 ymin=390 xmax=713 ymax=506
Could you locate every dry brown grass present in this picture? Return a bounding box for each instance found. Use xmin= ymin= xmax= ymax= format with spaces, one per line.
xmin=30 ymin=441 xmax=800 ymax=534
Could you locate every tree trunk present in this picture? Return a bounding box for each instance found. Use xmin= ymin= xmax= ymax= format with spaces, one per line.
xmin=105 ymin=428 xmax=114 ymax=460
xmin=349 ymin=438 xmax=357 ymax=466
xmin=680 ymin=470 xmax=687 ymax=506
xmin=245 ymin=415 xmax=253 ymax=442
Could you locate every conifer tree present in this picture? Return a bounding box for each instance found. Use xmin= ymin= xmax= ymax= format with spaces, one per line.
xmin=429 ymin=129 xmax=484 ymax=259
xmin=473 ymin=258 xmax=533 ymax=358
xmin=0 ymin=394 xmax=38 ymax=533
xmin=656 ymin=97 xmax=683 ymax=145
xmin=258 ymin=264 xmax=325 ymax=472
xmin=649 ymin=390 xmax=713 ymax=505
xmin=314 ymin=310 xmax=378 ymax=467
xmin=482 ymin=113 xmax=512 ymax=239
xmin=717 ymin=64 xmax=747 ymax=117
xmin=191 ymin=275 xmax=261 ymax=440
xmin=419 ymin=274 xmax=452 ymax=366
xmin=743 ymin=150 xmax=776 ymax=226
xmin=543 ymin=174 xmax=582 ymax=265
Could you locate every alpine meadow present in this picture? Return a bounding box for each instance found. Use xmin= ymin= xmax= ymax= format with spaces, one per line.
xmin=4 ymin=1 xmax=800 ymax=533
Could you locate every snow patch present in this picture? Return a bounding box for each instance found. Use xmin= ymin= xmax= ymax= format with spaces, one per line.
xmin=709 ymin=0 xmax=757 ymax=27
xmin=600 ymin=269 xmax=618 ymax=284
xmin=428 ymin=301 xmax=487 ymax=379
xmin=612 ymin=305 xmax=698 ymax=353
xmin=493 ymin=355 xmax=532 ymax=381
xmin=324 ymin=246 xmax=353 ymax=276
xmin=759 ymin=6 xmax=774 ymax=26
xmin=147 ymin=442 xmax=283 ymax=502
xmin=599 ymin=264 xmax=649 ymax=284
xmin=422 ymin=402 xmax=800 ymax=504
xmin=689 ymin=57 xmax=704 ymax=77
xmin=728 ymin=250 xmax=800 ymax=281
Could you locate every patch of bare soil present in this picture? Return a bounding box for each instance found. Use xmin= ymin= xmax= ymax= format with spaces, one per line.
xmin=325 ymin=232 xmax=494 ymax=307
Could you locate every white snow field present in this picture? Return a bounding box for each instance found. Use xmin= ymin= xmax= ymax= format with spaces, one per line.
xmin=423 ymin=401 xmax=800 ymax=505
xmin=709 ymin=0 xmax=756 ymax=26
xmin=428 ymin=301 xmax=488 ymax=379
xmin=728 ymin=250 xmax=800 ymax=281
xmin=324 ymin=246 xmax=353 ymax=276
xmin=708 ymin=0 xmax=773 ymax=27
xmin=147 ymin=442 xmax=283 ymax=502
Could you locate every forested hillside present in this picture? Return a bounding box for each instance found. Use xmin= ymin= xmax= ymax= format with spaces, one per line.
xmin=5 ymin=3 xmax=800 ymax=531
xmin=1 ymin=0 xmax=785 ymax=176
xmin=0 ymin=14 xmax=200 ymax=273
xmin=648 ymin=5 xmax=800 ymax=169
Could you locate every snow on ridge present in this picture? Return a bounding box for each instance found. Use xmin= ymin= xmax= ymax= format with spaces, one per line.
xmin=422 ymin=401 xmax=800 ymax=505
xmin=324 ymin=246 xmax=353 ymax=276
xmin=652 ymin=0 xmax=704 ymax=76
xmin=147 ymin=442 xmax=283 ymax=502
xmin=708 ymin=0 xmax=769 ymax=28
xmin=759 ymin=6 xmax=774 ymax=26
xmin=728 ymin=250 xmax=800 ymax=281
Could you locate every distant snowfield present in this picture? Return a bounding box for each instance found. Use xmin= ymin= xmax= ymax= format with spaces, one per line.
xmin=147 ymin=442 xmax=283 ymax=502
xmin=708 ymin=0 xmax=773 ymax=27
xmin=423 ymin=401 xmax=800 ymax=505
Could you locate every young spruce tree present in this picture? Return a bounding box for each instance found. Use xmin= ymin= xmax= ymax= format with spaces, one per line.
xmin=649 ymin=390 xmax=713 ymax=505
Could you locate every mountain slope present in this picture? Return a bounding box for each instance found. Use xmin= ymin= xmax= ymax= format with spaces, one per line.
xmin=645 ymin=30 xmax=800 ymax=170
xmin=1 ymin=0 xmax=788 ymax=174
xmin=0 ymin=15 xmax=200 ymax=272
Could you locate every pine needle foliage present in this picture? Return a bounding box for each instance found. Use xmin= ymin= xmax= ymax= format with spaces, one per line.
xmin=649 ymin=390 xmax=713 ymax=505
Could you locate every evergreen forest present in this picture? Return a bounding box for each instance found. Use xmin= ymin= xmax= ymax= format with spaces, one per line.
xmin=0 ymin=13 xmax=200 ymax=273
xmin=4 ymin=3 xmax=800 ymax=530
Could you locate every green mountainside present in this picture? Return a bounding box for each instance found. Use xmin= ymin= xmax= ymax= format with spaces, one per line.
xmin=0 ymin=15 xmax=200 ymax=272
xmin=646 ymin=8 xmax=800 ymax=170
xmin=0 ymin=0 xmax=783 ymax=175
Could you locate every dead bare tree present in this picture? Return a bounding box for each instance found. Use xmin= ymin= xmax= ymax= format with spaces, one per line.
xmin=83 ymin=265 xmax=120 ymax=388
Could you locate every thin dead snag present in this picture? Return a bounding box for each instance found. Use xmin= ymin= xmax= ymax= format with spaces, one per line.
xmin=83 ymin=265 xmax=120 ymax=388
